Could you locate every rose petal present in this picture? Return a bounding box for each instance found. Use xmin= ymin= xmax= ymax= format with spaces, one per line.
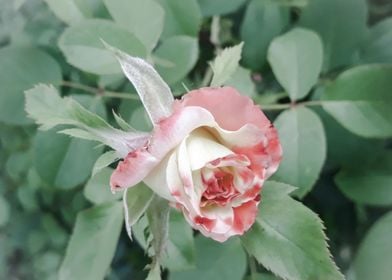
xmin=232 ymin=200 xmax=259 ymax=234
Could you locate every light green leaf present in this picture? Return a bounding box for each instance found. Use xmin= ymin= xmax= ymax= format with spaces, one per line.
xmin=44 ymin=0 xmax=85 ymax=25
xmin=0 ymin=47 xmax=61 ymax=125
xmin=322 ymin=65 xmax=392 ymax=138
xmin=197 ymin=0 xmax=246 ymax=16
xmin=84 ymin=167 xmax=122 ymax=204
xmin=162 ymin=210 xmax=196 ymax=271
xmin=156 ymin=0 xmax=202 ymax=39
xmin=241 ymin=181 xmax=343 ymax=280
xmin=240 ymin=0 xmax=289 ymax=70
xmin=112 ymin=110 xmax=135 ymax=132
xmin=146 ymin=263 xmax=161 ymax=280
xmin=170 ymin=236 xmax=247 ymax=280
xmin=123 ymin=183 xmax=154 ymax=239
xmin=225 ymin=66 xmax=256 ymax=97
xmin=58 ymin=19 xmax=146 ymax=75
xmin=209 ymin=42 xmax=243 ymax=87
xmin=273 ymin=0 xmax=308 ymax=7
xmin=360 ymin=18 xmax=392 ymax=64
xmin=244 ymin=273 xmax=280 ymax=280
xmin=58 ymin=202 xmax=123 ymax=280
xmin=349 ymin=211 xmax=392 ymax=280
xmin=92 ymin=150 xmax=119 ymax=176
xmin=0 ymin=195 xmax=10 ymax=227
xmin=25 ymin=84 xmax=149 ymax=157
xmin=268 ymin=28 xmax=323 ymax=101
xmin=154 ymin=36 xmax=199 ymax=85
xmin=335 ymin=152 xmax=392 ymax=206
xmin=298 ymin=0 xmax=368 ymax=71
xmin=273 ymin=107 xmax=326 ymax=198
xmin=103 ymin=0 xmax=164 ymax=51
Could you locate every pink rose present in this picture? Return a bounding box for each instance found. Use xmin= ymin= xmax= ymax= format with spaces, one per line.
xmin=110 ymin=87 xmax=281 ymax=242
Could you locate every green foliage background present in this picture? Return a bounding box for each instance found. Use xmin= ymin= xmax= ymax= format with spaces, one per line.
xmin=1 ymin=0 xmax=391 ymax=279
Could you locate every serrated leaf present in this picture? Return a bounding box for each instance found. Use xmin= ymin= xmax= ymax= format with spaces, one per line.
xmin=58 ymin=19 xmax=146 ymax=75
xmin=58 ymin=202 xmax=123 ymax=280
xmin=25 ymin=84 xmax=149 ymax=157
xmin=123 ymin=183 xmax=154 ymax=239
xmin=240 ymin=0 xmax=289 ymax=70
xmin=335 ymin=152 xmax=392 ymax=206
xmin=272 ymin=107 xmax=326 ymax=198
xmin=112 ymin=110 xmax=135 ymax=132
xmin=103 ymin=0 xmax=164 ymax=51
xmin=268 ymin=28 xmax=323 ymax=101
xmin=209 ymin=42 xmax=243 ymax=87
xmin=225 ymin=66 xmax=256 ymax=97
xmin=84 ymin=167 xmax=122 ymax=204
xmin=0 ymin=46 xmax=61 ymax=125
xmin=241 ymin=181 xmax=343 ymax=280
xmin=322 ymin=64 xmax=392 ymax=138
xmin=103 ymin=41 xmax=174 ymax=124
xmin=92 ymin=150 xmax=119 ymax=176
xmin=349 ymin=211 xmax=392 ymax=280
xmin=170 ymin=236 xmax=247 ymax=280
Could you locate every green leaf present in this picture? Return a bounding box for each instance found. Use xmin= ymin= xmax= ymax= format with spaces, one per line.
xmin=58 ymin=19 xmax=146 ymax=75
xmin=268 ymin=28 xmax=323 ymax=101
xmin=273 ymin=107 xmax=326 ymax=198
xmin=241 ymin=181 xmax=343 ymax=280
xmin=273 ymin=0 xmax=308 ymax=7
xmin=209 ymin=42 xmax=243 ymax=87
xmin=44 ymin=0 xmax=85 ymax=25
xmin=162 ymin=210 xmax=196 ymax=271
xmin=244 ymin=273 xmax=280 ymax=280
xmin=0 ymin=47 xmax=61 ymax=125
xmin=225 ymin=66 xmax=256 ymax=97
xmin=197 ymin=0 xmax=246 ymax=16
xmin=240 ymin=0 xmax=289 ymax=70
xmin=25 ymin=84 xmax=149 ymax=156
xmin=335 ymin=152 xmax=392 ymax=206
xmin=156 ymin=0 xmax=202 ymax=39
xmin=84 ymin=167 xmax=122 ymax=204
xmin=0 ymin=195 xmax=10 ymax=227
xmin=103 ymin=0 xmax=164 ymax=51
xmin=322 ymin=64 xmax=392 ymax=138
xmin=92 ymin=150 xmax=119 ymax=176
xmin=360 ymin=18 xmax=392 ymax=64
xmin=298 ymin=0 xmax=368 ymax=71
xmin=349 ymin=211 xmax=392 ymax=280
xmin=123 ymin=183 xmax=154 ymax=238
xmin=58 ymin=202 xmax=123 ymax=280
xmin=154 ymin=36 xmax=199 ymax=85
xmin=170 ymin=236 xmax=247 ymax=280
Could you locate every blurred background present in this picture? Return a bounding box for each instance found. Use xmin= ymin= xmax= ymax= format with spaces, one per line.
xmin=0 ymin=0 xmax=391 ymax=279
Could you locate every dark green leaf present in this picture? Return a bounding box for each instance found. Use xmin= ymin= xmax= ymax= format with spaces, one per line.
xmin=197 ymin=0 xmax=246 ymax=16
xmin=84 ymin=167 xmax=122 ymax=204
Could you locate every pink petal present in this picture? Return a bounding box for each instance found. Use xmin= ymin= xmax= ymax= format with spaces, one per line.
xmin=232 ymin=200 xmax=259 ymax=234
xmin=178 ymin=87 xmax=271 ymax=131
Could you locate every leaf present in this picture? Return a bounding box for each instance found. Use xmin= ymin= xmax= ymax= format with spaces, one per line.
xmin=84 ymin=167 xmax=122 ymax=204
xmin=240 ymin=0 xmax=289 ymax=70
xmin=92 ymin=150 xmax=119 ymax=176
xmin=298 ymin=0 xmax=368 ymax=71
xmin=162 ymin=210 xmax=196 ymax=271
xmin=241 ymin=181 xmax=343 ymax=280
xmin=225 ymin=66 xmax=256 ymax=97
xmin=360 ymin=18 xmax=392 ymax=64
xmin=0 ymin=47 xmax=61 ymax=125
xmin=0 ymin=195 xmax=10 ymax=227
xmin=156 ymin=0 xmax=202 ymax=39
xmin=123 ymin=183 xmax=154 ymax=239
xmin=349 ymin=211 xmax=392 ymax=280
xmin=112 ymin=110 xmax=135 ymax=132
xmin=58 ymin=19 xmax=146 ymax=75
xmin=25 ymin=84 xmax=149 ymax=157
xmin=335 ymin=152 xmax=392 ymax=206
xmin=273 ymin=0 xmax=308 ymax=7
xmin=103 ymin=42 xmax=174 ymax=124
xmin=103 ymin=0 xmax=164 ymax=51
xmin=273 ymin=107 xmax=326 ymax=198
xmin=197 ymin=0 xmax=246 ymax=16
xmin=154 ymin=36 xmax=199 ymax=85
xmin=322 ymin=64 xmax=392 ymax=138
xmin=268 ymin=28 xmax=323 ymax=101
xmin=44 ymin=0 xmax=85 ymax=25
xmin=58 ymin=202 xmax=123 ymax=280
xmin=209 ymin=42 xmax=243 ymax=87
xmin=244 ymin=273 xmax=280 ymax=280
xmin=170 ymin=236 xmax=247 ymax=280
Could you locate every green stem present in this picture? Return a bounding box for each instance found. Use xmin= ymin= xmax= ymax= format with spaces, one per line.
xmin=261 ymin=100 xmax=327 ymax=111
xmin=60 ymin=80 xmax=99 ymax=95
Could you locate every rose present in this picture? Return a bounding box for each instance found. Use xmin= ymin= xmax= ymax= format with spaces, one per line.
xmin=110 ymin=86 xmax=281 ymax=242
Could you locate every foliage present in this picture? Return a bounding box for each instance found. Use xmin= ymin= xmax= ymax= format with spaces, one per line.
xmin=1 ymin=0 xmax=391 ymax=279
